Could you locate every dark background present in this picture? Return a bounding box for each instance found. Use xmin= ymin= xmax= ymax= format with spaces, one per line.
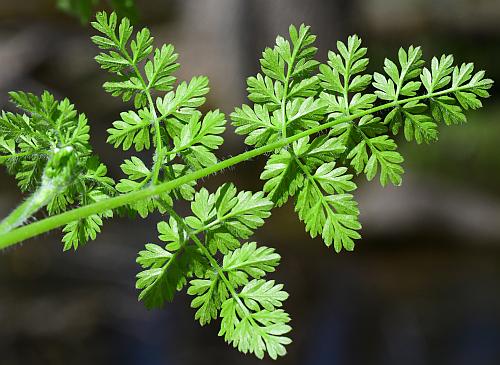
xmin=1 ymin=0 xmax=499 ymax=364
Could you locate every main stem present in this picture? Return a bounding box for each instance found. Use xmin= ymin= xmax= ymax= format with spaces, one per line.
xmin=0 ymin=86 xmax=470 ymax=249
xmin=0 ymin=182 xmax=59 ymax=235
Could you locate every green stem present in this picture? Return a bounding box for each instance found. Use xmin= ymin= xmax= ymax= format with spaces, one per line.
xmin=147 ymin=92 xmax=164 ymax=185
xmin=0 ymin=181 xmax=58 ymax=235
xmin=191 ymin=199 xmax=264 ymax=236
xmin=0 ymin=151 xmax=38 ymax=164
xmin=0 ymin=86 xmax=473 ymax=249
xmin=115 ymin=35 xmax=164 ymax=185
xmin=342 ymin=53 xmax=352 ymax=116
xmin=395 ymin=59 xmax=412 ymax=99
xmin=292 ymin=151 xmax=336 ymax=220
xmin=280 ymin=31 xmax=306 ymax=140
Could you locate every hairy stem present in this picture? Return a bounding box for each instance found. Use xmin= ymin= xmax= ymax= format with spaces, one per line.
xmin=114 ymin=31 xmax=164 ymax=185
xmin=0 ymin=85 xmax=474 ymax=249
xmin=0 ymin=180 xmax=59 ymax=235
xmin=0 ymin=151 xmax=34 ymax=164
xmin=147 ymin=92 xmax=164 ymax=185
xmin=280 ymin=30 xmax=306 ymax=140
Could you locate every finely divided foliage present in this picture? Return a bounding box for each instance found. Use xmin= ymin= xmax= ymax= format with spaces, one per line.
xmin=0 ymin=12 xmax=493 ymax=360
xmin=0 ymin=91 xmax=114 ymax=249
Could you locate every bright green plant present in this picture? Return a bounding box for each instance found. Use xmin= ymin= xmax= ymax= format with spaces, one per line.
xmin=0 ymin=12 xmax=493 ymax=359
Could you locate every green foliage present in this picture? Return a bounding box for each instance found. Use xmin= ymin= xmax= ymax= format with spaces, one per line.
xmin=295 ymin=161 xmax=360 ymax=252
xmin=0 ymin=91 xmax=90 ymax=191
xmin=185 ymin=184 xmax=273 ymax=254
xmin=259 ymin=136 xmax=360 ymax=251
xmin=219 ymin=281 xmax=290 ymax=360
xmin=231 ymin=24 xmax=325 ymax=149
xmin=135 ymin=184 xmax=290 ymax=359
xmin=173 ymin=110 xmax=226 ymax=169
xmin=0 ymin=11 xmax=493 ymax=360
xmin=320 ymin=36 xmax=405 ymax=186
xmin=136 ymin=220 xmax=207 ymax=308
xmin=236 ymin=28 xmax=491 ymax=258
xmin=0 ymin=91 xmax=114 ymax=249
xmin=91 ymin=11 xmax=223 ymax=218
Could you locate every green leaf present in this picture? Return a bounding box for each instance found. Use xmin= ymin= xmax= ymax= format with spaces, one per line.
xmin=61 ymin=187 xmax=114 ymax=250
xmin=288 ymin=76 xmax=319 ymax=99
xmin=137 ymin=246 xmax=206 ymax=308
xmin=295 ymin=164 xmax=360 ymax=251
xmin=0 ymin=92 xmax=114 ymax=249
xmin=102 ymin=77 xmax=144 ymax=103
xmin=120 ymin=156 xmax=150 ymax=180
xmin=219 ymin=287 xmax=291 ymax=360
xmin=301 ymin=135 xmax=346 ymax=166
xmin=347 ymin=134 xmax=404 ymax=186
xmin=373 ymin=45 xmax=424 ymax=101
xmin=156 ymin=76 xmax=210 ymax=118
xmin=131 ymin=27 xmax=154 ymax=63
xmin=239 ymin=279 xmax=288 ymax=312
xmin=234 ymin=23 xmax=320 ymax=147
xmin=62 ymin=214 xmax=103 ymax=251
xmin=260 ymin=148 xmax=303 ymax=206
xmin=319 ymin=35 xmax=372 ymax=118
xmin=222 ymin=242 xmax=280 ymax=286
xmin=247 ymin=73 xmax=281 ymax=109
xmin=0 ymin=92 xmax=103 ymax=207
xmin=373 ymin=72 xmax=397 ymax=101
xmin=15 ymin=158 xmax=46 ymax=192
xmin=402 ymin=108 xmax=438 ymax=144
xmin=145 ymin=44 xmax=179 ymax=91
xmin=285 ymin=96 xmax=327 ymax=128
xmin=0 ymin=136 xmax=16 ymax=155
xmin=231 ymin=104 xmax=279 ymax=147
xmin=174 ymin=110 xmax=226 ymax=169
xmin=186 ymin=184 xmax=273 ymax=255
xmin=452 ymin=64 xmax=493 ymax=109
xmin=314 ymin=162 xmax=357 ymax=194
xmin=136 ymin=218 xmax=208 ymax=308
xmin=260 ymin=47 xmax=286 ymax=82
xmin=261 ymin=135 xmax=347 ymax=207
xmin=107 ymin=110 xmax=151 ymax=151
xmin=136 ymin=243 xmax=172 ymax=268
xmin=115 ymin=156 xmax=172 ymax=218
xmin=92 ymin=12 xmax=152 ymax=74
xmin=430 ymin=96 xmax=466 ymax=125
xmin=421 ymin=54 xmax=454 ymax=93
xmin=92 ymin=11 xmax=156 ymax=107
xmin=188 ymin=273 xmax=227 ymax=326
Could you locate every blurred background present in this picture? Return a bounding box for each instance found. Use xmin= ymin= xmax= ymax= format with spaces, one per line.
xmin=0 ymin=0 xmax=499 ymax=364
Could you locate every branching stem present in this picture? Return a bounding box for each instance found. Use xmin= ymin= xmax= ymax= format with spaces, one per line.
xmin=0 ymin=85 xmax=474 ymax=249
xmin=165 ymin=206 xmax=252 ymax=318
xmin=0 ymin=151 xmax=33 ymax=163
xmin=280 ymin=30 xmax=306 ymax=140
